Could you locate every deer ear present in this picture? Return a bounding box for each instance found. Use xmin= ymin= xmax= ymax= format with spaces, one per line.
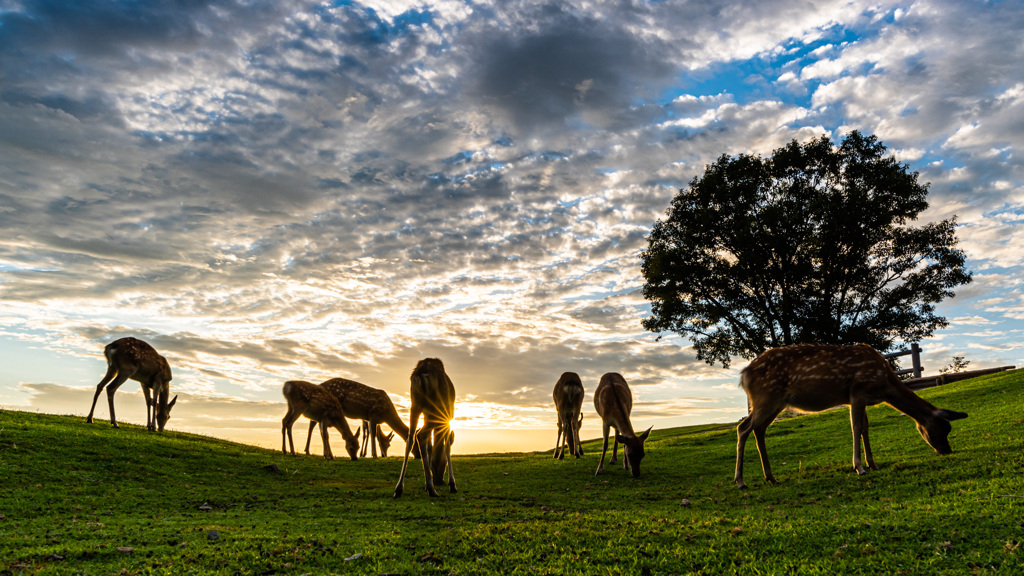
xmin=168 ymin=395 xmax=178 ymax=409
xmin=354 ymin=428 xmax=361 ymax=441
xmin=386 ymin=432 xmax=395 ymax=440
xmin=638 ymin=426 xmax=652 ymax=441
xmin=614 ymin=433 xmax=626 ymax=444
xmin=938 ymin=409 xmax=968 ymax=421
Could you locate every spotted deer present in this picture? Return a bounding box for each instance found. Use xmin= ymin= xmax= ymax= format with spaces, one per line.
xmin=734 ymin=343 xmax=969 ymax=489
xmin=86 ymin=337 xmax=178 ymax=432
xmin=361 ymin=421 xmax=395 ymax=458
xmin=394 ymin=358 xmax=457 ymax=498
xmin=302 ymin=378 xmax=408 ymax=458
xmin=552 ymin=372 xmax=585 ymax=460
xmin=594 ymin=373 xmax=651 ymax=477
xmin=281 ymin=380 xmax=360 ymax=460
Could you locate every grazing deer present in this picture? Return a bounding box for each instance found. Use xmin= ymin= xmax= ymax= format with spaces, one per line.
xmin=734 ymin=343 xmax=969 ymax=489
xmin=552 ymin=372 xmax=585 ymax=460
xmin=86 ymin=337 xmax=178 ymax=432
xmin=394 ymin=358 xmax=457 ymax=498
xmin=361 ymin=421 xmax=395 ymax=457
xmin=594 ymin=373 xmax=652 ymax=477
xmin=281 ymin=380 xmax=360 ymax=461
xmin=302 ymin=378 xmax=408 ymax=458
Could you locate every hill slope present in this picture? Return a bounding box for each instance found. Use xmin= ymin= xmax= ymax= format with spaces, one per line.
xmin=1 ymin=371 xmax=1023 ymax=575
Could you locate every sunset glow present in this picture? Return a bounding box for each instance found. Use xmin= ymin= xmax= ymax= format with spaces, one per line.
xmin=2 ymin=0 xmax=1023 ymax=453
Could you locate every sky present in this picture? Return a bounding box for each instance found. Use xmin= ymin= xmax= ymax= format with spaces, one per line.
xmin=1 ymin=0 xmax=1023 ymax=455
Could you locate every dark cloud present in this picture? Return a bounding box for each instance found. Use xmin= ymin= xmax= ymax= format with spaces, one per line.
xmin=1 ymin=0 xmax=1023 ymax=450
xmin=466 ymin=9 xmax=673 ymax=133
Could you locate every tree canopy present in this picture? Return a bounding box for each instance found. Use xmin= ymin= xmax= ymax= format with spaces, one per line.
xmin=640 ymin=131 xmax=972 ymax=368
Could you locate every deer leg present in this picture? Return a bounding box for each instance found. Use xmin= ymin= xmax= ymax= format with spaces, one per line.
xmin=445 ymin=429 xmax=457 ymax=493
xmin=320 ymin=419 xmax=334 ymax=460
xmin=303 ymin=420 xmax=317 ymax=455
xmin=752 ymin=415 xmax=780 ymax=485
xmin=862 ymin=413 xmax=878 ymax=471
xmin=370 ymin=421 xmax=379 ymax=459
xmin=850 ymin=403 xmax=870 ymax=474
xmin=595 ymin=421 xmax=611 ymax=475
xmin=418 ymin=426 xmax=439 ymax=497
xmin=103 ymin=372 xmax=133 ymax=429
xmin=142 ymin=383 xmax=155 ymax=431
xmin=734 ymin=414 xmax=754 ymax=489
xmin=554 ymin=417 xmax=563 ymax=459
xmin=747 ymin=403 xmax=784 ymax=485
xmin=394 ymin=410 xmax=421 ymax=498
xmin=574 ymin=412 xmax=584 ymax=457
xmin=360 ymin=421 xmax=369 ymax=458
xmin=87 ymin=364 xmax=118 ymax=423
xmin=610 ymin=432 xmax=619 ymax=465
xmin=565 ymin=414 xmax=573 ymax=459
xmin=282 ymin=410 xmax=301 ymax=455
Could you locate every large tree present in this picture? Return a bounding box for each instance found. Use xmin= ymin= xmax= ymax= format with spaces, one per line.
xmin=641 ymin=131 xmax=972 ymax=368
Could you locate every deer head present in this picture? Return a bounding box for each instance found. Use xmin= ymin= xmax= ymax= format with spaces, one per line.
xmin=342 ymin=427 xmax=361 ymax=460
xmin=156 ymin=394 xmax=178 ymax=432
xmin=616 ymin=426 xmax=652 ymax=478
xmin=916 ymin=409 xmax=969 ymax=454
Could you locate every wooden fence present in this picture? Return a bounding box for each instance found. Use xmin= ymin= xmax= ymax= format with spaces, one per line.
xmin=884 ymin=342 xmax=1016 ymax=390
xmin=883 ymin=343 xmax=924 ymax=378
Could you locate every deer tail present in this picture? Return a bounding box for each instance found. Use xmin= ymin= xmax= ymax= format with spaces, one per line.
xmin=103 ymin=341 xmax=119 ymax=365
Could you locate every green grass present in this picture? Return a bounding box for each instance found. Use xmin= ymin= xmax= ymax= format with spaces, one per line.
xmin=2 ymin=371 xmax=1023 ymax=575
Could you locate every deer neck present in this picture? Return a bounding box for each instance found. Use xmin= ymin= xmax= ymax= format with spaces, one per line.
xmin=384 ymin=413 xmax=410 ymax=441
xmin=884 ymin=382 xmax=942 ymax=425
xmin=607 ymin=388 xmax=637 ymax=438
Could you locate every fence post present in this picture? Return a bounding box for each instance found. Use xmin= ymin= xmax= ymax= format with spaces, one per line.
xmin=910 ymin=342 xmax=923 ymax=378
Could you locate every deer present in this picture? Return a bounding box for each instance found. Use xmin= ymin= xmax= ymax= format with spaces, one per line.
xmin=552 ymin=372 xmax=585 ymax=459
xmin=394 ymin=358 xmax=457 ymax=498
xmin=281 ymin=380 xmax=360 ymax=461
xmin=301 ymin=378 xmax=408 ymax=458
xmin=734 ymin=343 xmax=969 ymax=489
xmin=86 ymin=337 xmax=178 ymax=432
xmin=360 ymin=421 xmax=395 ymax=457
xmin=594 ymin=372 xmax=652 ymax=477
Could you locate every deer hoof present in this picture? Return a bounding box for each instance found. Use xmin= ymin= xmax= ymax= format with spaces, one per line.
xmin=393 ymin=486 xmax=404 ymax=498
xmin=736 ymin=480 xmax=748 ymax=490
xmin=855 ymin=466 xmax=868 ymax=475
xmin=449 ymin=485 xmax=458 ymax=494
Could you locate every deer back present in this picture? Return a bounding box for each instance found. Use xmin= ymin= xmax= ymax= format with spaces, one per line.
xmin=284 ymin=380 xmax=344 ymax=423
xmin=553 ymin=372 xmax=584 ymax=418
xmin=594 ymin=372 xmax=635 ymax=437
xmin=321 ymin=378 xmax=386 ymax=420
xmin=741 ymin=343 xmax=909 ymax=413
xmin=410 ymin=358 xmax=455 ymax=424
xmin=322 ymin=377 xmax=410 ymax=440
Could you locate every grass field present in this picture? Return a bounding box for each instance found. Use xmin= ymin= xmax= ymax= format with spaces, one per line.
xmin=1 ymin=370 xmax=1022 ymax=575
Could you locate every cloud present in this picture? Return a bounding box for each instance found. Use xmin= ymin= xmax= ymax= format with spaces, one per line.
xmin=2 ymin=0 xmax=1024 ymax=452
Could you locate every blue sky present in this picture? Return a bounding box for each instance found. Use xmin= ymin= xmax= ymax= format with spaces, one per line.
xmin=1 ymin=0 xmax=1022 ymax=453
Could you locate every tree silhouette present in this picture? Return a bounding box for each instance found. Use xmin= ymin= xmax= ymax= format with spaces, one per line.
xmin=641 ymin=131 xmax=972 ymax=368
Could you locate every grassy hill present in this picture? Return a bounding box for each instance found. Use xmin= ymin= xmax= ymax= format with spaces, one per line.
xmin=1 ymin=371 xmax=1022 ymax=575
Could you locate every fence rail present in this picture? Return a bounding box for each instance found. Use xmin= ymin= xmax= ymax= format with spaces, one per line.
xmin=883 ymin=342 xmax=1016 ymax=390
xmin=883 ymin=342 xmax=923 ymax=378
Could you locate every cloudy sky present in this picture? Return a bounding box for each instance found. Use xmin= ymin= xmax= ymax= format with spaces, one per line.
xmin=1 ymin=0 xmax=1022 ymax=454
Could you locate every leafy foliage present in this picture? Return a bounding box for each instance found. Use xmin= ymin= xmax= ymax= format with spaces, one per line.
xmin=1 ymin=371 xmax=1023 ymax=574
xmin=641 ymin=131 xmax=972 ymax=367
xmin=941 ymin=355 xmax=972 ymax=374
